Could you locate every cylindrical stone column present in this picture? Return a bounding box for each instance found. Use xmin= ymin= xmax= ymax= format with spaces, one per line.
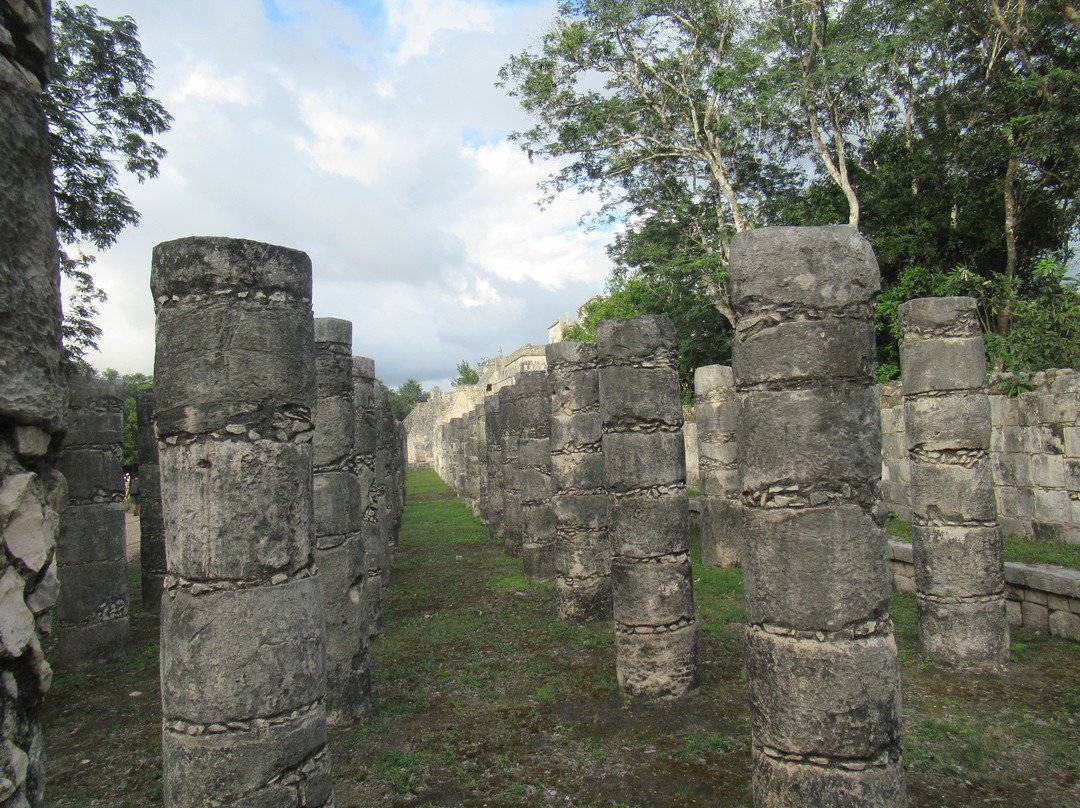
xmin=499 ymin=383 xmax=524 ymax=558
xmin=694 ymin=365 xmax=741 ymax=568
xmin=899 ymin=296 xmax=1009 ymax=667
xmin=473 ymin=401 xmax=489 ymax=523
xmin=547 ymin=342 xmax=611 ymax=623
xmin=314 ymin=318 xmax=369 ymax=724
xmin=55 ymin=376 xmax=130 ymax=665
xmin=598 ymin=315 xmax=700 ymax=700
xmin=353 ymin=356 xmax=384 ymax=640
xmin=137 ymin=388 xmax=167 ymax=614
xmin=730 ymin=226 xmax=905 ymax=807
xmin=152 ymin=236 xmax=334 ymax=808
xmin=374 ymin=385 xmax=394 ymax=588
xmin=484 ymin=393 xmax=505 ymax=545
xmin=0 ymin=7 xmax=67 ymax=803
xmin=518 ymin=371 xmax=556 ymax=582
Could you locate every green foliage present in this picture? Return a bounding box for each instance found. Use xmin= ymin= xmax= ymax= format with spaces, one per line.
xmin=100 ymin=368 xmax=151 ymax=467
xmin=45 ymin=2 xmax=172 ymax=366
xmin=452 ymin=360 xmax=480 ymax=386
xmin=386 ymin=378 xmax=429 ymax=421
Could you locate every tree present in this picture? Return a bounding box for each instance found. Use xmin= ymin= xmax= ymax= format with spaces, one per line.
xmin=452 ymin=360 xmax=480 ymax=386
xmin=386 ymin=379 xmax=429 ymax=421
xmin=99 ymin=369 xmax=152 ymax=467
xmin=44 ymin=1 xmax=172 ymax=369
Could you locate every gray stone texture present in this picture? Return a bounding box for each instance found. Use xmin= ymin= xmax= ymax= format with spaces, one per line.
xmin=498 ymin=383 xmax=524 ymax=558
xmin=0 ymin=6 xmax=65 ymax=802
xmin=353 ymin=356 xmax=384 ymax=639
xmin=55 ymin=376 xmax=130 ymax=667
xmin=899 ymin=296 xmax=1010 ymax=668
xmin=484 ymin=393 xmax=505 ymax=546
xmin=598 ymin=315 xmax=699 ymax=701
xmin=694 ymin=365 xmax=741 ymax=568
xmin=313 ymin=319 xmax=368 ymax=725
xmin=152 ymin=236 xmax=334 ymax=808
xmin=517 ymin=371 xmax=555 ymax=582
xmin=137 ymin=389 xmax=166 ymax=614
xmin=374 ymin=385 xmax=394 ymax=590
xmin=547 ymin=342 xmax=611 ymax=623
xmin=730 ymin=225 xmax=905 ymax=807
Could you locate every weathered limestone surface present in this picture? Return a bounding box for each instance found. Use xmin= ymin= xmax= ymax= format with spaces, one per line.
xmin=473 ymin=402 xmax=489 ymax=524
xmin=137 ymin=389 xmax=166 ymax=614
xmin=374 ymin=385 xmax=394 ymax=592
xmin=314 ymin=318 xmax=368 ymax=725
xmin=0 ymin=5 xmax=65 ymax=802
xmin=598 ymin=316 xmax=699 ymax=700
xmin=484 ymin=393 xmax=504 ymax=546
xmin=352 ymin=356 xmax=383 ymax=643
xmin=694 ymin=365 xmax=741 ymax=568
xmin=55 ymin=377 xmax=130 ymax=666
xmin=547 ymin=342 xmax=611 ymax=623
xmin=517 ymin=371 xmax=555 ymax=582
xmin=731 ymin=226 xmax=905 ymax=807
xmin=498 ymin=383 xmax=524 ymax=558
xmin=899 ymin=296 xmax=1009 ymax=668
xmin=152 ymin=236 xmax=334 ymax=808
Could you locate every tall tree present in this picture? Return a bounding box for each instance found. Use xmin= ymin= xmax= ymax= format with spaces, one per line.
xmin=386 ymin=378 xmax=429 ymax=420
xmin=44 ymin=1 xmax=172 ymax=368
xmin=452 ymin=360 xmax=480 ymax=386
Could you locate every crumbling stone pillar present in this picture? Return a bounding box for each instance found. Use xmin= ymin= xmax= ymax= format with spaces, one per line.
xmin=137 ymin=388 xmax=166 ymax=614
xmin=518 ymin=371 xmax=556 ymax=582
xmin=547 ymin=342 xmax=611 ymax=623
xmin=152 ymin=236 xmax=334 ymax=807
xmin=473 ymin=401 xmax=489 ymax=523
xmin=374 ymin=385 xmax=394 ymax=590
xmin=499 ymin=383 xmax=524 ymax=558
xmin=731 ymin=226 xmax=905 ymax=807
xmin=694 ymin=365 xmax=741 ymax=568
xmin=353 ymin=356 xmax=384 ymax=639
xmin=598 ymin=315 xmax=699 ymax=700
xmin=314 ymin=318 xmax=368 ymax=724
xmin=899 ymin=296 xmax=1009 ymax=667
xmin=55 ymin=376 xmax=130 ymax=665
xmin=484 ymin=393 xmax=504 ymax=545
xmin=0 ymin=5 xmax=67 ymax=800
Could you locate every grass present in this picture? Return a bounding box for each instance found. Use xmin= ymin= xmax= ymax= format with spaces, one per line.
xmin=887 ymin=514 xmax=1080 ymax=570
xmin=42 ymin=470 xmax=1080 ymax=807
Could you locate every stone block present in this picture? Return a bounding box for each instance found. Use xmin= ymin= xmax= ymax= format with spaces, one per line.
xmin=744 ymin=628 xmax=902 ymax=759
xmin=56 ymin=617 xmax=131 ymax=669
xmin=552 ymin=491 xmax=608 ymax=531
xmin=900 ymin=337 xmax=986 ymax=396
xmin=608 ymin=490 xmax=689 ymax=559
xmin=752 ymin=749 xmax=906 ymax=808
xmin=995 ymin=394 xmax=1019 ymax=426
xmin=1033 ymin=488 xmax=1070 ymax=524
xmin=614 ymin=621 xmax=699 ymax=700
xmin=160 ymin=438 xmax=313 ymax=581
xmin=916 ymin=597 xmax=1010 ymax=666
xmin=1031 ymin=454 xmax=1065 ymax=489
xmin=1065 ymin=426 xmax=1080 ymax=458
xmin=911 ymin=524 xmax=1004 ymax=599
xmin=611 ymin=557 xmax=695 ymax=627
xmin=1048 ymin=593 xmax=1070 ymax=612
xmin=1003 ymin=426 xmax=1024 ymax=454
xmin=600 ymin=366 xmax=682 ymax=428
xmin=1039 ymin=392 xmax=1080 ymax=425
xmin=735 ymin=319 xmax=874 ymax=386
xmin=1006 ymin=599 xmax=1022 ymax=627
xmin=998 ymin=515 xmax=1029 ymax=538
xmin=1049 ymin=609 xmax=1080 ymax=641
xmin=909 ymin=457 xmax=997 ymax=524
xmin=56 ymin=448 xmax=123 ymax=503
xmin=161 ymin=576 xmax=326 ymax=724
xmin=55 ymin=502 xmax=126 ymax=566
xmin=742 ymin=505 xmax=892 ymax=632
xmin=904 ymin=391 xmax=991 ymax=452
xmin=1021 ymin=599 xmax=1049 ymax=632
xmin=602 ymin=431 xmax=685 ymax=493
xmin=312 ymin=396 xmax=354 ymax=469
xmin=738 ymin=384 xmax=881 ymax=492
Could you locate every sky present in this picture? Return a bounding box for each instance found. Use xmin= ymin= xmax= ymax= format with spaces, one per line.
xmin=74 ymin=0 xmax=615 ymax=390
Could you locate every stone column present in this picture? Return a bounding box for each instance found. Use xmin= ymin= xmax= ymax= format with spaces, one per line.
xmin=499 ymin=383 xmax=524 ymax=558
xmin=899 ymin=296 xmax=1009 ymax=667
xmin=374 ymin=385 xmax=393 ymax=590
xmin=473 ymin=402 xmax=489 ymax=524
xmin=0 ymin=6 xmax=67 ymax=800
xmin=694 ymin=365 xmax=741 ymax=568
xmin=518 ymin=371 xmax=556 ymax=582
xmin=484 ymin=393 xmax=505 ymax=545
xmin=547 ymin=342 xmax=611 ymax=623
xmin=54 ymin=376 xmax=130 ymax=666
xmin=730 ymin=226 xmax=904 ymax=807
xmin=353 ymin=356 xmax=384 ymax=640
xmin=152 ymin=236 xmax=334 ymax=808
xmin=137 ymin=388 xmax=167 ymax=614
xmin=597 ymin=315 xmax=699 ymax=700
xmin=314 ymin=318 xmax=369 ymax=725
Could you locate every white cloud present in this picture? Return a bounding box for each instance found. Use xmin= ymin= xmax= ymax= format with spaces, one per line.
xmin=384 ymin=0 xmax=495 ymax=63
xmin=171 ymin=62 xmax=252 ymax=105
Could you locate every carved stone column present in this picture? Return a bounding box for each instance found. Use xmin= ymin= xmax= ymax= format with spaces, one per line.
xmin=694 ymin=365 xmax=741 ymax=567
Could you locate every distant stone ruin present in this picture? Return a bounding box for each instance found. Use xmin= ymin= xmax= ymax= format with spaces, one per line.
xmin=694 ymin=365 xmax=740 ymax=568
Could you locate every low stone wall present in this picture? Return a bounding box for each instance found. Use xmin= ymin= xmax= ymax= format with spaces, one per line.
xmin=889 ymin=540 xmax=1080 ymax=642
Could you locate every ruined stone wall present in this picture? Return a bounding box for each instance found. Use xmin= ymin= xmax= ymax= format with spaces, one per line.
xmin=1 ymin=3 xmax=66 ymax=804
xmin=880 ymin=369 xmax=1080 ymax=544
